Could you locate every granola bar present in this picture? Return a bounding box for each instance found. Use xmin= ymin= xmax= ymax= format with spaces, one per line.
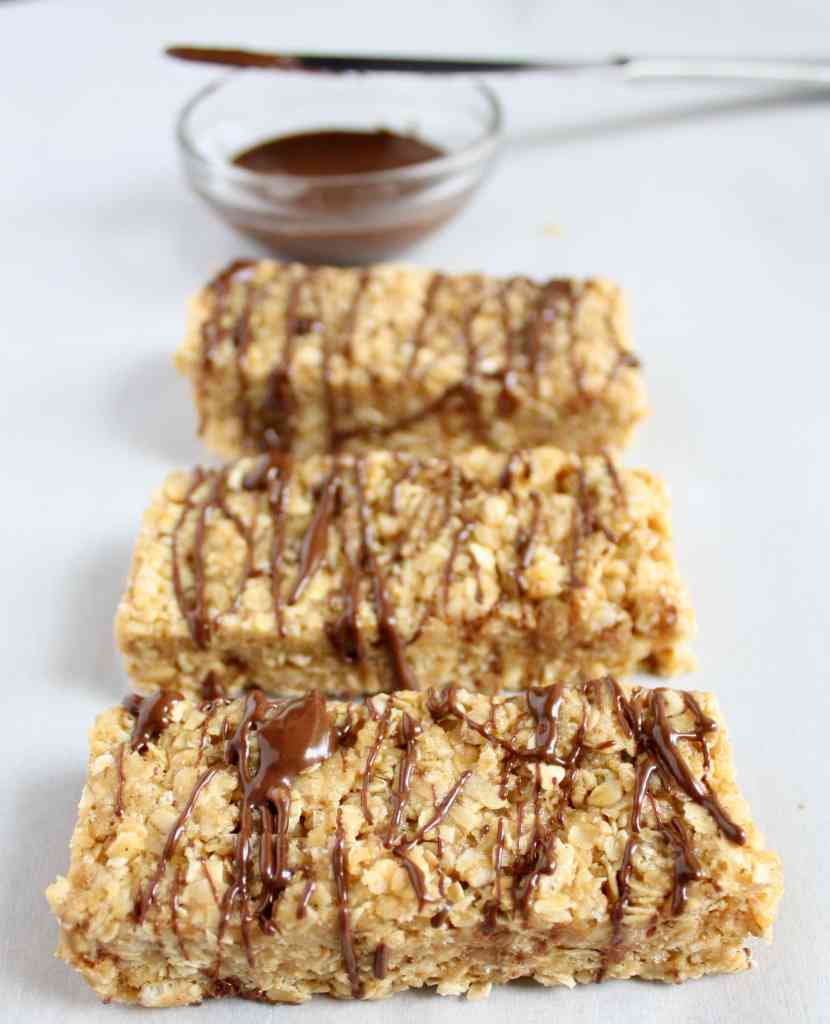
xmin=46 ymin=682 xmax=782 ymax=1006
xmin=175 ymin=260 xmax=647 ymax=459
xmin=115 ymin=447 xmax=694 ymax=697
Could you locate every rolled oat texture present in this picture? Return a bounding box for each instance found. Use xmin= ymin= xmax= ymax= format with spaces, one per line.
xmin=175 ymin=260 xmax=647 ymax=459
xmin=115 ymin=447 xmax=694 ymax=697
xmin=46 ymin=682 xmax=782 ymax=1006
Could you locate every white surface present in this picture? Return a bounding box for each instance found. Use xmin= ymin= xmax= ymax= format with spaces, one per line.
xmin=1 ymin=1 xmax=827 ymax=1020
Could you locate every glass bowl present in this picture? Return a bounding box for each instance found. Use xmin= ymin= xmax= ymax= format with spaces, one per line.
xmin=176 ymin=71 xmax=503 ymax=263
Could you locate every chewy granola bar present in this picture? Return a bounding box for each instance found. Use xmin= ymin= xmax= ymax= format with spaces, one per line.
xmin=47 ymin=682 xmax=782 ymax=1006
xmin=115 ymin=447 xmax=694 ymax=698
xmin=175 ymin=260 xmax=647 ymax=459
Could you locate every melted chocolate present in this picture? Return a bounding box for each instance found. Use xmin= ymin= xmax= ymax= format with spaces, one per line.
xmin=513 ymin=817 xmax=557 ymax=919
xmin=171 ymin=468 xmax=255 ymax=649
xmin=441 ymin=517 xmax=472 ymax=611
xmin=428 ymin=684 xmax=578 ymax=767
xmin=360 ymin=701 xmax=392 ymax=823
xmin=139 ymin=766 xmax=221 ymax=920
xmin=223 ymin=691 xmax=337 ymax=938
xmin=260 ymin=273 xmax=310 ymax=451
xmin=121 ymin=679 xmax=744 ymax=996
xmin=123 ymin=691 xmax=182 ymax=752
xmin=205 ymin=691 xmax=338 ymax=972
xmin=599 ymin=686 xmax=744 ymax=979
xmin=396 ymin=852 xmax=430 ymax=910
xmin=526 ymin=281 xmax=572 ymax=393
xmin=200 ymin=261 xmax=256 ymax=373
xmin=372 ymin=942 xmax=389 ymax=980
xmin=244 ymin=452 xmax=293 ymax=637
xmin=332 ymin=811 xmax=363 ymax=997
xmin=234 ymin=691 xmax=336 ymax=801
xmin=200 ymin=672 xmax=225 ymax=703
xmin=405 ymin=273 xmax=444 ymax=375
xmin=385 ymin=713 xmax=421 ymax=846
xmin=297 ymin=877 xmax=316 ymax=919
xmin=647 ymin=689 xmax=744 ymax=844
xmin=223 ymin=130 xmax=459 ymax=261
xmin=202 ymin=264 xmax=639 ymax=455
xmin=113 ymin=743 xmax=126 ymax=817
xmin=426 ymin=680 xmax=745 ymax=954
xmin=233 ymin=129 xmax=444 ymax=177
xmin=354 ymin=459 xmax=417 ymax=691
xmin=482 ymin=816 xmax=506 ymax=931
xmin=326 ymin=572 xmax=363 ymax=664
xmin=288 ymin=473 xmax=339 ymax=603
xmin=526 ymin=684 xmax=566 ymax=760
xmin=396 ymin=771 xmax=472 ymax=854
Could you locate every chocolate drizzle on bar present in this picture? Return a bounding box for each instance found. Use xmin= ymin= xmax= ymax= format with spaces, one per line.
xmin=332 ymin=809 xmax=362 ymax=996
xmin=167 ymin=448 xmax=630 ymax=691
xmin=123 ymin=691 xmax=182 ymax=752
xmin=171 ymin=467 xmax=254 ymax=648
xmin=218 ymin=690 xmax=338 ymax=960
xmin=427 ymin=679 xmax=745 ymax=951
xmin=596 ymin=681 xmax=745 ymax=979
xmin=198 ymin=264 xmax=642 ymax=455
xmin=121 ymin=679 xmax=748 ymax=998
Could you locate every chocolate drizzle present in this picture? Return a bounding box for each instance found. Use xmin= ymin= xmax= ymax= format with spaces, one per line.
xmin=121 ymin=679 xmax=745 ymax=998
xmin=332 ymin=810 xmax=362 ymax=997
xmin=372 ymin=942 xmax=389 ymax=980
xmin=288 ymin=472 xmax=339 ymax=603
xmin=200 ymin=261 xmax=256 ymax=373
xmin=396 ymin=770 xmax=472 ymax=854
xmin=513 ymin=765 xmax=557 ymax=919
xmin=171 ymin=468 xmax=255 ymax=648
xmin=599 ymin=684 xmax=744 ymax=979
xmin=200 ymin=264 xmax=635 ymax=455
xmin=138 ymin=766 xmax=221 ymax=920
xmin=428 ymin=679 xmax=745 ymax=959
xmin=113 ymin=743 xmax=126 ymax=817
xmin=526 ymin=280 xmax=573 ymax=394
xmin=354 ymin=459 xmax=416 ymax=691
xmin=261 ymin=273 xmax=308 ymax=450
xmin=385 ymin=714 xmax=421 ymax=846
xmin=405 ymin=273 xmax=444 ymax=375
xmin=123 ymin=691 xmax=182 ymax=752
xmin=220 ymin=691 xmax=338 ymax=950
xmin=482 ymin=816 xmax=506 ymax=931
xmin=360 ymin=701 xmax=392 ymax=823
xmin=297 ymin=877 xmax=316 ymax=919
xmin=170 ymin=437 xmax=633 ymax=695
xmin=200 ymin=672 xmax=225 ymax=703
xmin=526 ymin=684 xmax=566 ymax=760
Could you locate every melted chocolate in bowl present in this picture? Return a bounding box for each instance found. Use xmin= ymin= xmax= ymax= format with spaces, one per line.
xmin=232 ymin=129 xmax=444 ymax=176
xmin=220 ymin=129 xmax=473 ymax=262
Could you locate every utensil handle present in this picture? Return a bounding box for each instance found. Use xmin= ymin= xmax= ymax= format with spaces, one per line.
xmin=621 ymin=57 xmax=830 ymax=87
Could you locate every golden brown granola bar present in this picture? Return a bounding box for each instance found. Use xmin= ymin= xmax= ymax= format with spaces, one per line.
xmin=47 ymin=682 xmax=781 ymax=1005
xmin=175 ymin=260 xmax=647 ymax=459
xmin=115 ymin=447 xmax=694 ymax=697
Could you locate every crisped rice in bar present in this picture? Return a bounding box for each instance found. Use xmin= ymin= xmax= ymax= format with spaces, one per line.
xmin=46 ymin=682 xmax=781 ymax=1006
xmin=175 ymin=260 xmax=647 ymax=459
xmin=115 ymin=446 xmax=694 ymax=698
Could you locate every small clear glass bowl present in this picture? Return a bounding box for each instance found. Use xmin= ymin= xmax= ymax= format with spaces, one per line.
xmin=176 ymin=71 xmax=503 ymax=263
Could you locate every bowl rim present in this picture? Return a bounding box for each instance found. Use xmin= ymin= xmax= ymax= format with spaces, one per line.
xmin=175 ymin=71 xmax=504 ymax=188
